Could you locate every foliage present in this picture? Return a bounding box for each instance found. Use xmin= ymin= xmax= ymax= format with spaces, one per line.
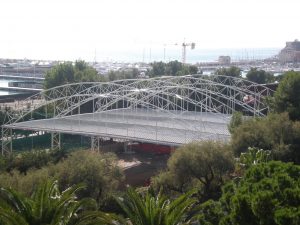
xmin=151 ymin=141 xmax=234 ymax=202
xmin=215 ymin=66 xmax=241 ymax=77
xmin=228 ymin=112 xmax=244 ymax=134
xmin=246 ymin=68 xmax=275 ymax=84
xmin=116 ymin=187 xmax=197 ymax=225
xmin=0 ymin=151 xmax=124 ymax=205
xmin=48 ymin=150 xmax=124 ymax=205
xmin=230 ymin=113 xmax=300 ymax=164
xmin=0 ymin=148 xmax=66 ymax=174
xmin=0 ymin=180 xmax=117 ymax=225
xmin=239 ymin=147 xmax=272 ymax=169
xmin=148 ymin=61 xmax=198 ymax=77
xmin=218 ymin=161 xmax=300 ymax=225
xmin=44 ymin=60 xmax=100 ymax=89
xmin=108 ymin=68 xmax=139 ymax=81
xmin=271 ymin=71 xmax=300 ymax=120
xmin=194 ymin=200 xmax=224 ymax=225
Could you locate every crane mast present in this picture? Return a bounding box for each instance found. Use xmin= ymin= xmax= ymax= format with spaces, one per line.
xmin=182 ymin=42 xmax=195 ymax=64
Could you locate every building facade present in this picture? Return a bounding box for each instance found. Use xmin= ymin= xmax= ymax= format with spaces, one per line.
xmin=278 ymin=40 xmax=300 ymax=63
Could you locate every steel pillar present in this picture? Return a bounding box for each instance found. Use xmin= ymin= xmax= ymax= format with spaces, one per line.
xmin=1 ymin=127 xmax=12 ymax=156
xmin=51 ymin=132 xmax=61 ymax=150
xmin=91 ymin=136 xmax=101 ymax=152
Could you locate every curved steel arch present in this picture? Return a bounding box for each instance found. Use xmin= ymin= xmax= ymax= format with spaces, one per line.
xmin=2 ymin=75 xmax=273 ymax=155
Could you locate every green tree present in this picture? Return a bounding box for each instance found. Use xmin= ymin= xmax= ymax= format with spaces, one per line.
xmin=152 ymin=141 xmax=234 ymax=202
xmin=271 ymin=71 xmax=300 ymax=120
xmin=108 ymin=69 xmax=139 ymax=81
xmin=53 ymin=151 xmax=124 ymax=205
xmin=44 ymin=60 xmax=99 ymax=89
xmin=215 ymin=66 xmax=241 ymax=77
xmin=194 ymin=200 xmax=224 ymax=225
xmin=116 ymin=188 xmax=196 ymax=225
xmin=150 ymin=61 xmax=166 ymax=77
xmin=189 ymin=65 xmax=198 ymax=74
xmin=0 ymin=151 xmax=124 ymax=205
xmin=148 ymin=61 xmax=198 ymax=77
xmin=228 ymin=112 xmax=244 ymax=134
xmin=166 ymin=61 xmax=183 ymax=76
xmin=246 ymin=68 xmax=274 ymax=84
xmin=230 ymin=113 xmax=300 ymax=164
xmin=0 ymin=180 xmax=115 ymax=225
xmin=219 ymin=161 xmax=300 ymax=225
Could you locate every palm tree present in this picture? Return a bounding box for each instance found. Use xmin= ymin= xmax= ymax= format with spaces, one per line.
xmin=116 ymin=188 xmax=197 ymax=225
xmin=0 ymin=180 xmax=117 ymax=225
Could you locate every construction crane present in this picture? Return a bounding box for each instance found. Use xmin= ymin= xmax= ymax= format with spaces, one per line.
xmin=181 ymin=42 xmax=195 ymax=64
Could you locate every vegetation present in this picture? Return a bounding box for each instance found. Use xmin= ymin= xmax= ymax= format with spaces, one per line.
xmin=116 ymin=188 xmax=196 ymax=225
xmin=246 ymin=67 xmax=275 ymax=84
xmin=271 ymin=71 xmax=300 ymax=120
xmin=230 ymin=113 xmax=300 ymax=164
xmin=0 ymin=148 xmax=66 ymax=174
xmin=108 ymin=68 xmax=139 ymax=81
xmin=147 ymin=61 xmax=198 ymax=77
xmin=2 ymin=69 xmax=300 ymax=223
xmin=228 ymin=111 xmax=244 ymax=134
xmin=54 ymin=151 xmax=124 ymax=204
xmin=0 ymin=151 xmax=124 ymax=205
xmin=152 ymin=141 xmax=234 ymax=202
xmin=215 ymin=66 xmax=241 ymax=77
xmin=0 ymin=180 xmax=116 ymax=225
xmin=44 ymin=60 xmax=101 ymax=89
xmin=205 ymin=161 xmax=300 ymax=225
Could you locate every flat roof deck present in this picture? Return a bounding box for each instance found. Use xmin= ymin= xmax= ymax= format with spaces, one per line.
xmin=4 ymin=109 xmax=231 ymax=146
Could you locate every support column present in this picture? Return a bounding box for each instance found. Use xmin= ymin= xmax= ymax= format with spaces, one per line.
xmin=1 ymin=127 xmax=12 ymax=156
xmin=51 ymin=132 xmax=61 ymax=151
xmin=91 ymin=136 xmax=100 ymax=152
xmin=124 ymin=141 xmax=133 ymax=154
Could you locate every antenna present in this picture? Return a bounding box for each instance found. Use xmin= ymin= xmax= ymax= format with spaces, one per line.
xmin=94 ymin=48 xmax=97 ymax=65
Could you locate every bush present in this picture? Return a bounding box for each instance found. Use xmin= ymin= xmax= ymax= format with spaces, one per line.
xmin=49 ymin=150 xmax=124 ymax=205
xmin=231 ymin=113 xmax=300 ymax=164
xmin=151 ymin=141 xmax=234 ymax=202
xmin=0 ymin=150 xmax=124 ymax=207
xmin=271 ymin=71 xmax=300 ymax=120
xmin=220 ymin=161 xmax=300 ymax=225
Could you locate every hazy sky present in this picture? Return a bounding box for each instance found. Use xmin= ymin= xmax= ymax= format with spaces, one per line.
xmin=1 ymin=0 xmax=299 ymax=61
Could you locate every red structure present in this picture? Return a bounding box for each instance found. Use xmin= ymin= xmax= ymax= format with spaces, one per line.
xmin=131 ymin=143 xmax=174 ymax=154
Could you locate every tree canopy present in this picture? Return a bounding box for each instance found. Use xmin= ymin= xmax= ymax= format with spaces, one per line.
xmin=0 ymin=180 xmax=115 ymax=225
xmin=44 ymin=60 xmax=100 ymax=89
xmin=151 ymin=141 xmax=234 ymax=202
xmin=246 ymin=67 xmax=275 ymax=84
xmin=219 ymin=161 xmax=300 ymax=225
xmin=116 ymin=188 xmax=196 ymax=225
xmin=215 ymin=66 xmax=241 ymax=77
xmin=271 ymin=71 xmax=300 ymax=120
xmin=0 ymin=151 xmax=124 ymax=205
xmin=230 ymin=113 xmax=300 ymax=164
xmin=148 ymin=61 xmax=198 ymax=77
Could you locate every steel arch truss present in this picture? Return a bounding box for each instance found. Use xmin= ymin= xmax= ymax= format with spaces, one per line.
xmin=1 ymin=75 xmax=273 ymax=155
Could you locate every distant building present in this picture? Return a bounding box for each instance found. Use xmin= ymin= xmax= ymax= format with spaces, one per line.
xmin=278 ymin=39 xmax=300 ymax=63
xmin=218 ymin=56 xmax=231 ymax=65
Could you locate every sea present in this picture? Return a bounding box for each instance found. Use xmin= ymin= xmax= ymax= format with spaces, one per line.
xmin=107 ymin=47 xmax=281 ymax=63
xmin=0 ymin=47 xmax=281 ymax=96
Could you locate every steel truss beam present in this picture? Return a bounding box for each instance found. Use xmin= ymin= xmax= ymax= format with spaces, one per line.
xmin=1 ymin=75 xmax=274 ymax=155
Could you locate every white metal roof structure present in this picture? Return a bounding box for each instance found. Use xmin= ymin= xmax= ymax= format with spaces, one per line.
xmin=2 ymin=75 xmax=273 ymax=154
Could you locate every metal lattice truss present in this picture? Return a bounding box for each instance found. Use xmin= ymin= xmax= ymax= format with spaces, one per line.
xmin=2 ymin=75 xmax=273 ymax=154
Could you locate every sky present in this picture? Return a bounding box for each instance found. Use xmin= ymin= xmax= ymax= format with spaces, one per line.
xmin=0 ymin=0 xmax=299 ymax=62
